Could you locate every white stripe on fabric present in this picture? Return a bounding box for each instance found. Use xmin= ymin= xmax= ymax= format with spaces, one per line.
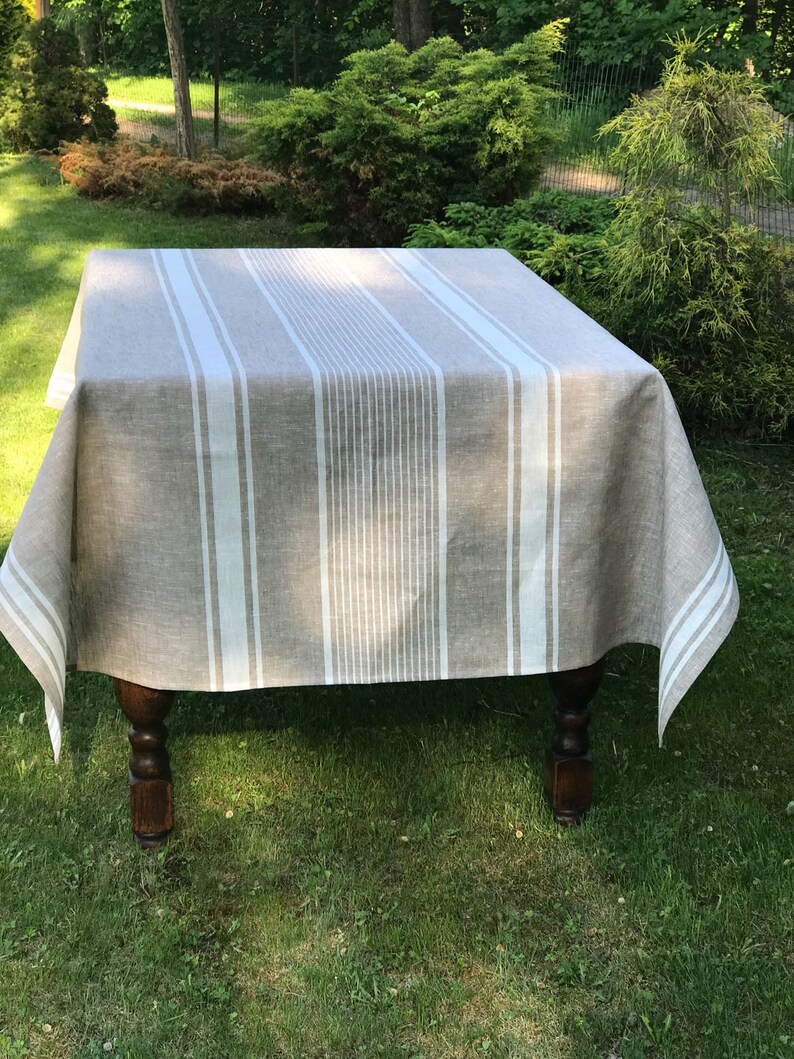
xmin=384 ymin=249 xmax=517 ymax=675
xmin=7 ymin=546 xmax=67 ymax=654
xmin=399 ymin=249 xmax=564 ymax=670
xmin=44 ymin=383 xmax=74 ymax=411
xmin=300 ymin=250 xmax=438 ymax=682
xmin=385 ymin=248 xmax=556 ymax=674
xmin=239 ymin=248 xmax=335 ymax=683
xmin=320 ymin=276 xmax=428 ymax=682
xmin=658 ymin=567 xmax=736 ymax=740
xmin=246 ymin=248 xmax=439 ymax=683
xmin=659 ymin=548 xmax=732 ymax=702
xmin=0 ymin=561 xmax=66 ymax=676
xmin=0 ymin=581 xmax=64 ymax=756
xmin=297 ymin=250 xmax=433 ymax=682
xmin=318 ymin=252 xmax=449 ymax=679
xmin=0 ymin=562 xmax=64 ymax=762
xmin=48 ymin=370 xmax=75 ymax=386
xmin=150 ymin=250 xmax=218 ymax=690
xmin=399 ymin=250 xmax=564 ymax=669
xmin=45 ymin=695 xmax=63 ymax=763
xmin=46 ymin=370 xmax=75 ymax=396
xmin=246 ymin=252 xmax=363 ymax=681
xmin=184 ymin=251 xmax=265 ymax=686
xmin=660 ymin=545 xmax=723 ymax=659
xmin=159 ymin=249 xmax=250 ymax=688
xmin=283 ymin=257 xmax=392 ymax=682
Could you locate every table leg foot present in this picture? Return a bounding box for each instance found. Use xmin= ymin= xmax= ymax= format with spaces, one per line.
xmin=545 ymin=658 xmax=605 ymax=825
xmin=114 ymin=678 xmax=176 ymax=848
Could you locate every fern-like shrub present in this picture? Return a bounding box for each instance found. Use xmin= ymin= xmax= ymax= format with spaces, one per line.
xmin=0 ymin=20 xmax=116 ymax=151
xmin=59 ymin=139 xmax=281 ymax=215
xmin=407 ymin=190 xmax=612 ymax=297
xmin=249 ymin=25 xmax=564 ymax=245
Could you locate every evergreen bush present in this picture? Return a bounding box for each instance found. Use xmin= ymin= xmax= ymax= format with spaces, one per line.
xmin=599 ymin=35 xmax=794 ymax=436
xmin=0 ymin=20 xmax=117 ymax=151
xmin=0 ymin=0 xmax=27 ymax=86
xmin=604 ymin=197 xmax=794 ymax=436
xmin=249 ymin=24 xmax=565 ymax=245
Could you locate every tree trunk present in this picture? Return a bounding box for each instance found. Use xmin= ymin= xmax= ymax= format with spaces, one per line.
xmin=740 ymin=0 xmax=758 ymax=39
xmin=393 ymin=0 xmax=432 ymax=51
xmin=409 ymin=0 xmax=432 ymax=49
xmin=213 ymin=18 xmax=220 ymax=149
xmin=34 ymin=0 xmax=51 ymax=17
xmin=99 ymin=12 xmax=108 ymax=67
xmin=160 ymin=0 xmax=195 ymax=160
xmin=393 ymin=0 xmax=411 ymax=49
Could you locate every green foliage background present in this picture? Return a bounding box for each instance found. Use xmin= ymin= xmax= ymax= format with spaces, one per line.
xmin=44 ymin=0 xmax=794 ymax=105
xmin=0 ymin=0 xmax=29 ymax=84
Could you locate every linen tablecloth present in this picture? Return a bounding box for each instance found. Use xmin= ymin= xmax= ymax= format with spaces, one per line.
xmin=0 ymin=247 xmax=739 ymax=760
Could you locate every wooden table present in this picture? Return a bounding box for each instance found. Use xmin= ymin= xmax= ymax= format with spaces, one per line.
xmin=0 ymin=247 xmax=738 ymax=847
xmin=114 ymin=660 xmax=606 ymax=847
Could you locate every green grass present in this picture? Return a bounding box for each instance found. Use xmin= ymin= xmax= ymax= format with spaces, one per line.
xmin=102 ymin=73 xmax=289 ymax=113
xmin=101 ymin=73 xmax=289 ymax=150
xmin=773 ymin=138 xmax=794 ymax=201
xmin=0 ymin=154 xmax=793 ymax=1059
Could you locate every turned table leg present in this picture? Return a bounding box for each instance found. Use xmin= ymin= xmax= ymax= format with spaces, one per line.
xmin=545 ymin=657 xmax=605 ymax=825
xmin=113 ymin=678 xmax=175 ymax=849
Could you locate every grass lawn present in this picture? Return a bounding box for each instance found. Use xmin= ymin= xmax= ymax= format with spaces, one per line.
xmin=102 ymin=73 xmax=289 ymax=113
xmin=101 ymin=74 xmax=289 ymax=151
xmin=0 ymin=154 xmax=792 ymax=1059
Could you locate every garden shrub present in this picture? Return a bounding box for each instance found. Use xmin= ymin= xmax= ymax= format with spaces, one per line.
xmin=407 ymin=190 xmax=611 ymax=295
xmin=599 ymin=36 xmax=794 ymax=436
xmin=249 ymin=23 xmax=565 ymax=245
xmin=59 ymin=138 xmax=281 ymax=215
xmin=604 ymin=196 xmax=794 ymax=436
xmin=0 ymin=20 xmax=117 ymax=151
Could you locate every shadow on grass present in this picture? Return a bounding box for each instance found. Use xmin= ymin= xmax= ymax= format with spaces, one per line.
xmin=2 ymin=154 xmax=792 ymax=1056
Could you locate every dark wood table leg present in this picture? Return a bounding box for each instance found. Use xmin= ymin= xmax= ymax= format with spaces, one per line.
xmin=113 ymin=678 xmax=176 ymax=849
xmin=545 ymin=657 xmax=606 ymax=826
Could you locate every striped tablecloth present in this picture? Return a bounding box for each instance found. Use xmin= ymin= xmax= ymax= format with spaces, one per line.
xmin=0 ymin=248 xmax=739 ymax=760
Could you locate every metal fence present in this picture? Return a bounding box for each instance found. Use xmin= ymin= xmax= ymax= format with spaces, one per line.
xmin=105 ymin=74 xmax=288 ymax=150
xmin=538 ymin=55 xmax=794 ymax=240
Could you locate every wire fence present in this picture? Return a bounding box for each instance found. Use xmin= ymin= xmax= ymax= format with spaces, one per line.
xmin=103 ymin=55 xmax=794 ymax=239
xmin=105 ymin=73 xmax=288 ymax=150
xmin=538 ymin=55 xmax=794 ymax=240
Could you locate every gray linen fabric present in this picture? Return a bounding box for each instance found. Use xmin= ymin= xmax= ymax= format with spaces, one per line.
xmin=0 ymin=247 xmax=739 ymax=760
